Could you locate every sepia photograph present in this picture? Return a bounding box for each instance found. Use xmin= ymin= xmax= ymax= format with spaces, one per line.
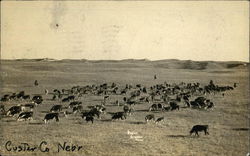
xmin=0 ymin=1 xmax=249 ymax=156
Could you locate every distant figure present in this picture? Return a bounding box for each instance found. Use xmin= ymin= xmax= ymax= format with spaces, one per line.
xmin=34 ymin=80 xmax=39 ymax=86
xmin=154 ymin=75 xmax=157 ymax=80
xmin=233 ymin=83 xmax=237 ymax=88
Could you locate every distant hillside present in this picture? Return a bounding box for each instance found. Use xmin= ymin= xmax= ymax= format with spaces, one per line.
xmin=1 ymin=58 xmax=249 ymax=70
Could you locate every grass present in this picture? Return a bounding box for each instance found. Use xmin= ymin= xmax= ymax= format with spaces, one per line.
xmin=0 ymin=60 xmax=249 ymax=156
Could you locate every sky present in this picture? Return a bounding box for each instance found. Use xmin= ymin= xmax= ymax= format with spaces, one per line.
xmin=1 ymin=1 xmax=249 ymax=62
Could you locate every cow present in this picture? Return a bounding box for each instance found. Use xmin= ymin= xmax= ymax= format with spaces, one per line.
xmin=62 ymin=97 xmax=69 ymax=102
xmin=190 ymin=125 xmax=209 ymax=136
xmin=73 ymin=105 xmax=83 ymax=114
xmin=155 ymin=117 xmax=164 ymax=124
xmin=16 ymin=91 xmax=25 ymax=99
xmin=149 ymin=103 xmax=164 ymax=111
xmin=84 ymin=115 xmax=94 ymax=124
xmin=6 ymin=106 xmax=22 ymax=117
xmin=44 ymin=113 xmax=59 ymax=124
xmin=68 ymin=95 xmax=75 ymax=101
xmin=68 ymin=101 xmax=82 ymax=108
xmin=17 ymin=112 xmax=33 ymax=121
xmin=169 ymin=102 xmax=180 ymax=111
xmin=21 ymin=103 xmax=35 ymax=111
xmin=112 ymin=112 xmax=127 ymax=120
xmin=50 ymin=105 xmax=63 ymax=112
xmin=145 ymin=114 xmax=155 ymax=122
xmin=32 ymin=95 xmax=43 ymax=104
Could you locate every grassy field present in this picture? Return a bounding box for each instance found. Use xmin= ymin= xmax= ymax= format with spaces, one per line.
xmin=0 ymin=59 xmax=249 ymax=156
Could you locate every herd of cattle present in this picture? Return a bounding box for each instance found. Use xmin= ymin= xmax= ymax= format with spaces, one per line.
xmin=0 ymin=80 xmax=236 ymax=136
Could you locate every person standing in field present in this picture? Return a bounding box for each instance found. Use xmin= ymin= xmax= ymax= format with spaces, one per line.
xmin=34 ymin=80 xmax=39 ymax=86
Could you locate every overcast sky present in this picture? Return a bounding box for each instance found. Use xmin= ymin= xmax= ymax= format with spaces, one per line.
xmin=1 ymin=1 xmax=249 ymax=62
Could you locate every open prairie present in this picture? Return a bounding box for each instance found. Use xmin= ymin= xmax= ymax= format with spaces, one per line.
xmin=0 ymin=59 xmax=249 ymax=156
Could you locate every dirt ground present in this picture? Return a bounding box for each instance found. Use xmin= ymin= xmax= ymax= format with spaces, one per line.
xmin=0 ymin=60 xmax=249 ymax=156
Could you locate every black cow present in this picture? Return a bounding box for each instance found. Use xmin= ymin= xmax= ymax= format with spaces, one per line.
xmin=69 ymin=101 xmax=82 ymax=108
xmin=44 ymin=113 xmax=59 ymax=124
xmin=17 ymin=112 xmax=33 ymax=121
xmin=6 ymin=106 xmax=22 ymax=116
xmin=50 ymin=105 xmax=63 ymax=112
xmin=73 ymin=105 xmax=83 ymax=114
xmin=155 ymin=117 xmax=164 ymax=123
xmin=112 ymin=112 xmax=127 ymax=120
xmin=145 ymin=114 xmax=155 ymax=122
xmin=169 ymin=102 xmax=180 ymax=111
xmin=68 ymin=95 xmax=75 ymax=101
xmin=84 ymin=115 xmax=94 ymax=124
xmin=149 ymin=103 xmax=164 ymax=111
xmin=190 ymin=125 xmax=209 ymax=136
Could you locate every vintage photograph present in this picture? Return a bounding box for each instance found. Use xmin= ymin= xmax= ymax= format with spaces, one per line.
xmin=0 ymin=1 xmax=249 ymax=156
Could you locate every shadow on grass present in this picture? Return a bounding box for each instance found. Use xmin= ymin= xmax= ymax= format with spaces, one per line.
xmin=166 ymin=135 xmax=189 ymax=138
xmin=3 ymin=119 xmax=16 ymax=123
xmin=232 ymin=128 xmax=249 ymax=131
xmin=101 ymin=119 xmax=112 ymax=122
xmin=29 ymin=122 xmax=44 ymax=125
xmin=128 ymin=121 xmax=145 ymax=125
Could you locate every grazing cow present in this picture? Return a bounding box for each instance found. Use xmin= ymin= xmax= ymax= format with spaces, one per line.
xmin=73 ymin=105 xmax=83 ymax=114
xmin=62 ymin=97 xmax=69 ymax=102
xmin=206 ymin=102 xmax=214 ymax=109
xmin=32 ymin=95 xmax=43 ymax=104
xmin=68 ymin=95 xmax=75 ymax=101
xmin=21 ymin=103 xmax=35 ymax=111
xmin=16 ymin=91 xmax=25 ymax=99
xmin=190 ymin=101 xmax=200 ymax=109
xmin=69 ymin=101 xmax=82 ymax=108
xmin=50 ymin=105 xmax=63 ymax=112
xmin=6 ymin=106 xmax=22 ymax=116
xmin=22 ymin=95 xmax=30 ymax=100
xmin=83 ymin=115 xmax=94 ymax=124
xmin=17 ymin=112 xmax=33 ymax=121
xmin=169 ymin=102 xmax=180 ymax=111
xmin=1 ymin=94 xmax=10 ymax=102
xmin=112 ymin=112 xmax=127 ymax=120
xmin=82 ymin=108 xmax=102 ymax=119
xmin=145 ymin=114 xmax=155 ymax=122
xmin=44 ymin=113 xmax=59 ymax=124
xmin=148 ymin=103 xmax=163 ymax=111
xmin=155 ymin=117 xmax=164 ymax=124
xmin=190 ymin=125 xmax=209 ymax=136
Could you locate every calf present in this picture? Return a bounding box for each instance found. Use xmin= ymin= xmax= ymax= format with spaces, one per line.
xmin=44 ymin=113 xmax=59 ymax=124
xmin=17 ymin=112 xmax=33 ymax=121
xmin=145 ymin=114 xmax=155 ymax=122
xmin=190 ymin=125 xmax=209 ymax=136
xmin=155 ymin=117 xmax=164 ymax=124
